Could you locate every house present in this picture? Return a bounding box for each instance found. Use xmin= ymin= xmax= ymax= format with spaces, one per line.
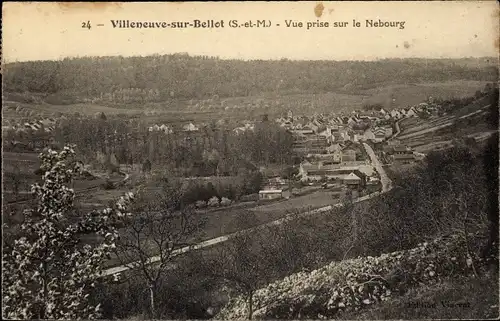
xmin=233 ymin=123 xmax=255 ymax=135
xmin=407 ymin=107 xmax=417 ymax=117
xmin=343 ymin=172 xmax=362 ymax=188
xmin=341 ymin=149 xmax=357 ymax=162
xmin=267 ymin=176 xmax=288 ymax=187
xmin=392 ymin=153 xmax=416 ymax=165
xmin=363 ymin=129 xmax=376 ymax=141
xmin=384 ymin=144 xmax=411 ymax=156
xmin=292 ymin=128 xmax=315 ymax=136
xmin=393 ymin=145 xmax=412 ymax=155
xmin=373 ymin=128 xmax=386 ymax=141
xmin=347 ymin=117 xmax=357 ymax=127
xmin=149 ymin=124 xmax=160 ymax=132
xmin=332 ymin=131 xmax=345 ymax=143
xmin=159 ymin=124 xmax=173 ymax=134
xmin=318 ymin=127 xmax=333 ymax=139
xmin=387 ymin=139 xmax=401 ymax=146
xmin=390 ymin=110 xmax=401 ymax=119
xmin=341 ymin=141 xmax=364 ymax=162
xmin=259 ymin=189 xmax=283 ymax=200
xmin=326 ymin=143 xmax=342 ymax=153
xmin=183 ymin=122 xmax=199 ymax=132
xmin=384 ymin=127 xmax=393 ymax=138
xmin=299 ymin=160 xmax=338 ymax=181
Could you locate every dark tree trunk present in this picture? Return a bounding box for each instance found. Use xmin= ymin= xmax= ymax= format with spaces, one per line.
xmin=149 ymin=283 xmax=156 ymax=319
xmin=247 ymin=292 xmax=254 ymax=320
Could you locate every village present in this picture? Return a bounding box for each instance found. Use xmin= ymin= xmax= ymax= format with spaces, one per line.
xmin=254 ymin=100 xmax=440 ymax=202
xmin=2 ymin=97 xmax=443 ymax=208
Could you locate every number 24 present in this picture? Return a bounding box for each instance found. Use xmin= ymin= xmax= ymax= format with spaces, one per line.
xmin=82 ymin=21 xmax=91 ymax=29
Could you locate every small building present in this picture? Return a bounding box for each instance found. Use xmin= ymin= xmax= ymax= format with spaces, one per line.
xmin=373 ymin=128 xmax=386 ymax=141
xmin=343 ymin=172 xmax=362 ymax=188
xmin=159 ymin=124 xmax=174 ymax=134
xmin=387 ymin=139 xmax=401 ymax=146
xmin=183 ymin=122 xmax=199 ymax=132
xmin=341 ymin=149 xmax=357 ymax=162
xmin=393 ymin=145 xmax=412 ymax=155
xmin=392 ymin=153 xmax=416 ymax=165
xmin=259 ymin=189 xmax=283 ymax=200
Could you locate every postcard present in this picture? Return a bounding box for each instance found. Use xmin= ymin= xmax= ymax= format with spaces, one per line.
xmin=2 ymin=1 xmax=498 ymax=320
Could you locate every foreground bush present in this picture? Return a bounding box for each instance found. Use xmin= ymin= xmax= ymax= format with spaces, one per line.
xmin=2 ymin=146 xmax=134 ymax=319
xmin=217 ymin=234 xmax=490 ymax=319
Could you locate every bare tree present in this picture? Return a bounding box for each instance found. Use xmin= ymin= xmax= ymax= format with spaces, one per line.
xmin=114 ymin=187 xmax=204 ymax=318
xmin=204 ymin=232 xmax=273 ymax=320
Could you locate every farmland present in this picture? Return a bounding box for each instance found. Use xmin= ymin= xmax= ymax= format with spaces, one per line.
xmin=2 ymin=80 xmax=493 ymax=127
xmin=395 ymin=95 xmax=494 ymax=153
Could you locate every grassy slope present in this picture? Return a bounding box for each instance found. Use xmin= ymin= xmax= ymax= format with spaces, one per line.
xmin=217 ymin=236 xmax=498 ymax=320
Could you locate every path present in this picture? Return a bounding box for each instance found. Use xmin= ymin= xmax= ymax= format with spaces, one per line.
xmin=363 ymin=143 xmax=393 ymax=192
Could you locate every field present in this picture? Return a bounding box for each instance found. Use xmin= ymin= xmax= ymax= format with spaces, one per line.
xmin=2 ymin=80 xmax=490 ymax=127
xmin=396 ymin=95 xmax=494 ymax=153
xmin=2 ymin=151 xmax=123 ymax=205
xmin=251 ymin=189 xmax=337 ymax=216
xmin=357 ymin=80 xmax=489 ymax=108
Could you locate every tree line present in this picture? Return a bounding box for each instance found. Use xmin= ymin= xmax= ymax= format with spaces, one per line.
xmin=3 ymin=115 xmax=295 ymax=177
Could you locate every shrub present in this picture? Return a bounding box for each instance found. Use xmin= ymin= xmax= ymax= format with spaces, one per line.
xmin=220 ymin=197 xmax=232 ymax=206
xmin=195 ymin=200 xmax=207 ymax=209
xmin=207 ymin=196 xmax=220 ymax=207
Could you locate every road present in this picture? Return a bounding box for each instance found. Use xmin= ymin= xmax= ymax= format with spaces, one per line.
xmin=363 ymin=143 xmax=393 ymax=192
xmin=388 ymin=119 xmax=402 ymax=141
xmin=100 ymin=192 xmax=381 ymax=277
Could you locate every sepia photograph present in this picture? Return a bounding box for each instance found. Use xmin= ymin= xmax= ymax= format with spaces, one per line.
xmin=2 ymin=1 xmax=499 ymax=320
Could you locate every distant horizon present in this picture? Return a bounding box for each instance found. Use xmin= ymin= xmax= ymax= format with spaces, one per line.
xmin=3 ymin=53 xmax=499 ymax=65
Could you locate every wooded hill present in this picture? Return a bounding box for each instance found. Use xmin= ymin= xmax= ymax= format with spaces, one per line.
xmin=3 ymin=55 xmax=497 ymax=103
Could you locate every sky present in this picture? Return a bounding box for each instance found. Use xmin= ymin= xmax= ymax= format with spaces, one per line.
xmin=2 ymin=1 xmax=499 ymax=63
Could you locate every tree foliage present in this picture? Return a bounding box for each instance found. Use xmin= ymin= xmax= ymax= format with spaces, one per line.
xmin=2 ymin=146 xmax=134 ymax=319
xmin=3 ymin=56 xmax=497 ymax=102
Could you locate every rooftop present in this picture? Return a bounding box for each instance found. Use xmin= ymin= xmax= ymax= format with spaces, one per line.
xmin=344 ymin=172 xmax=361 ymax=181
xmin=259 ymin=189 xmax=283 ymax=194
xmin=393 ymin=154 xmax=416 ymax=160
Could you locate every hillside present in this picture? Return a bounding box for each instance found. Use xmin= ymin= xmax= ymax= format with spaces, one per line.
xmin=217 ymin=234 xmax=497 ymax=319
xmin=3 ymin=56 xmax=497 ymax=105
